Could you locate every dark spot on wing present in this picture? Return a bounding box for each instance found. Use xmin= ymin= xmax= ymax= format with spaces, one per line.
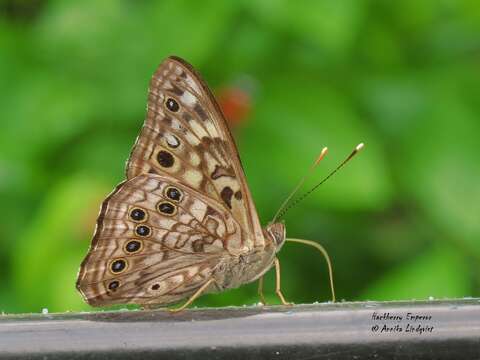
xmin=130 ymin=208 xmax=146 ymax=221
xmin=194 ymin=103 xmax=208 ymax=121
xmin=165 ymin=98 xmax=179 ymax=112
xmin=182 ymin=112 xmax=193 ymax=122
xmin=220 ymin=187 xmax=234 ymax=209
xmin=110 ymin=259 xmax=127 ymax=273
xmin=108 ymin=280 xmax=120 ymax=291
xmin=125 ymin=240 xmax=142 ymax=254
xmin=170 ymin=84 xmax=184 ymax=96
xmin=192 ymin=240 xmax=204 ymax=252
xmin=157 ymin=201 xmax=176 ymax=216
xmin=163 ymin=116 xmax=172 ymax=127
xmin=136 ymin=225 xmax=151 ymax=237
xmin=205 ymin=206 xmax=217 ymax=216
xmin=234 ymin=191 xmax=242 ymax=200
xmin=157 ymin=150 xmax=175 ymax=167
xmin=165 ymin=186 xmax=183 ymax=202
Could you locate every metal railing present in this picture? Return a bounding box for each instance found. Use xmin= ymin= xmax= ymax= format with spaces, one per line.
xmin=1 ymin=298 xmax=479 ymax=359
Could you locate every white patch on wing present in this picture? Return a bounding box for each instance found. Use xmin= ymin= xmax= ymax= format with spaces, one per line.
xmin=205 ymin=120 xmax=219 ymax=138
xmin=165 ymin=133 xmax=180 ymax=148
xmin=173 ymin=66 xmax=182 ymax=76
xmin=179 ymin=212 xmax=193 ymax=224
xmin=158 ymin=218 xmax=177 ymax=229
xmin=190 ymin=200 xmax=207 ymax=221
xmin=175 ymin=224 xmax=192 ymax=233
xmin=163 ymin=233 xmax=179 ymax=248
xmin=185 ymin=76 xmax=202 ymax=94
xmin=185 ymin=132 xmax=200 ymax=146
xmin=163 ymin=80 xmax=173 ymax=91
xmin=142 ymin=177 xmax=162 ymax=192
xmin=181 ymin=91 xmax=196 ymax=106
xmin=203 ymin=152 xmax=217 ymax=173
xmin=184 ymin=169 xmax=203 ymax=188
xmin=189 ymin=152 xmax=201 ymax=166
xmin=212 ymin=239 xmax=223 ymax=248
xmin=189 ymin=120 xmax=208 ymax=138
xmin=158 ymin=274 xmax=184 ymax=295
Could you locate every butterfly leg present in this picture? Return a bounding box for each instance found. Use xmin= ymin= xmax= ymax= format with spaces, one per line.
xmin=168 ymin=278 xmax=216 ymax=313
xmin=257 ymin=276 xmax=268 ymax=305
xmin=274 ymin=258 xmax=292 ymax=306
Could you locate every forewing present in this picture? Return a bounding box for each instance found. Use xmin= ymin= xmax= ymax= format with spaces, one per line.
xmin=126 ymin=56 xmax=264 ymax=250
xmin=76 ymin=174 xmax=244 ymax=306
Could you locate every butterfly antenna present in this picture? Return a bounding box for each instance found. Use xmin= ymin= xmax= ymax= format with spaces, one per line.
xmin=276 ymin=143 xmax=364 ymax=220
xmin=272 ymin=147 xmax=329 ymax=223
xmin=285 ymin=238 xmax=336 ymax=302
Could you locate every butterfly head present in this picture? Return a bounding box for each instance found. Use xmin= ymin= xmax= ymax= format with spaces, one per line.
xmin=265 ymin=222 xmax=286 ymax=251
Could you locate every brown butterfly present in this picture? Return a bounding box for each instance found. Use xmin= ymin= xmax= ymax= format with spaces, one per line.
xmin=76 ymin=56 xmax=361 ymax=311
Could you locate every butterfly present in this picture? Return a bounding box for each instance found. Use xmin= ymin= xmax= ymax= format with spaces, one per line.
xmin=76 ymin=56 xmax=359 ymax=311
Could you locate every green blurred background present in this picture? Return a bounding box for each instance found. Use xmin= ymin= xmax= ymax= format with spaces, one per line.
xmin=1 ymin=0 xmax=479 ymax=313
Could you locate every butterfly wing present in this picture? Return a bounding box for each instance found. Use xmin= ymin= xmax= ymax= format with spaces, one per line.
xmin=126 ymin=56 xmax=265 ymax=250
xmin=76 ymin=174 xmax=243 ymax=306
xmin=77 ymin=56 xmax=267 ymax=306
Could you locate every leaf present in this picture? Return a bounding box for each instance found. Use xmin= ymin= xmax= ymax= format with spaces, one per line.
xmin=360 ymin=244 xmax=471 ymax=300
xmin=242 ymin=73 xmax=393 ymax=214
xmin=245 ymin=0 xmax=366 ymax=56
xmin=11 ymin=174 xmax=110 ymax=312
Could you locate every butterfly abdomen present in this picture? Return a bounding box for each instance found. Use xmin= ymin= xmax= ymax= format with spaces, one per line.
xmin=213 ymin=245 xmax=277 ymax=290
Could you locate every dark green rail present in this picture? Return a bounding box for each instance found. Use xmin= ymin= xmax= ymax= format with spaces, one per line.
xmin=1 ymin=299 xmax=479 ymax=359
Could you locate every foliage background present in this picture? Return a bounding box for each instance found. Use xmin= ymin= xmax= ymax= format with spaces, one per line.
xmin=0 ymin=0 xmax=479 ymax=313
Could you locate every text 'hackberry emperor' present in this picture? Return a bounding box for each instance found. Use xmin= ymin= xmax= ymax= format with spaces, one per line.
xmin=76 ymin=56 xmax=363 ymax=311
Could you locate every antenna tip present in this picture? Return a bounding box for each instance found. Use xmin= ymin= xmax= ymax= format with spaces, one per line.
xmin=314 ymin=147 xmax=329 ymax=166
xmin=356 ymin=143 xmax=365 ymax=152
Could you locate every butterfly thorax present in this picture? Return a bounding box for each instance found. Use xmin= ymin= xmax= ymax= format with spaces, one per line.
xmin=264 ymin=222 xmax=286 ymax=251
xmin=211 ymin=222 xmax=285 ymax=290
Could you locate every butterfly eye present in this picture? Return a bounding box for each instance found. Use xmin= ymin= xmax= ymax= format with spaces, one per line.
xmin=124 ymin=240 xmax=143 ymax=254
xmin=108 ymin=280 xmax=120 ymax=291
xmin=165 ymin=186 xmax=182 ymax=202
xmin=129 ymin=207 xmax=147 ymax=222
xmin=110 ymin=259 xmax=128 ymax=274
xmin=165 ymin=97 xmax=179 ymax=112
xmin=135 ymin=225 xmax=151 ymax=237
xmin=157 ymin=150 xmax=175 ymax=168
xmin=157 ymin=201 xmax=176 ymax=216
xmin=151 ymin=284 xmax=160 ymax=290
